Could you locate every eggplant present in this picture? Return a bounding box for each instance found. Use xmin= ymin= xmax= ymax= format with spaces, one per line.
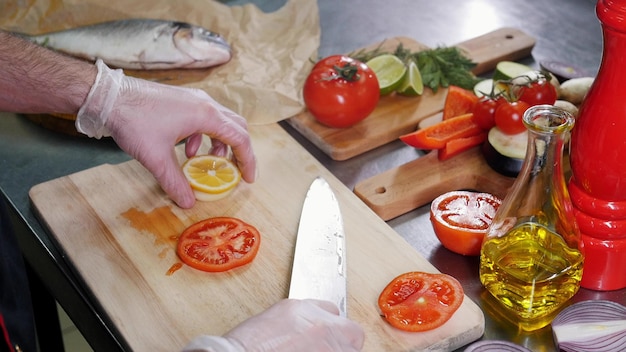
xmin=481 ymin=127 xmax=527 ymax=177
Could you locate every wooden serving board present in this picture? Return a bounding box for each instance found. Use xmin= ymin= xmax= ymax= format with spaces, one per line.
xmin=354 ymin=147 xmax=516 ymax=221
xmin=287 ymin=27 xmax=535 ymax=161
xmin=30 ymin=123 xmax=484 ymax=352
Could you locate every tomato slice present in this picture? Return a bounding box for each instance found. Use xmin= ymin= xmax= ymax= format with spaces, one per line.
xmin=177 ymin=217 xmax=261 ymax=272
xmin=442 ymin=85 xmax=479 ymax=120
xmin=430 ymin=191 xmax=501 ymax=256
xmin=400 ymin=113 xmax=482 ymax=150
xmin=437 ymin=132 xmax=487 ymax=161
xmin=378 ymin=271 xmax=464 ymax=332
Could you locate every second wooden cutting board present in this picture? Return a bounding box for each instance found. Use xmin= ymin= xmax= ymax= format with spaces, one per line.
xmin=354 ymin=147 xmax=516 ymax=221
xmin=287 ymin=27 xmax=535 ymax=161
xmin=30 ymin=123 xmax=484 ymax=351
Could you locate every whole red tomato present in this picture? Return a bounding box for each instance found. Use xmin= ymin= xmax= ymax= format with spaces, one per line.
xmin=303 ymin=55 xmax=379 ymax=128
xmin=494 ymin=100 xmax=531 ymax=135
xmin=472 ymin=96 xmax=505 ymax=130
xmin=518 ymin=80 xmax=557 ymax=106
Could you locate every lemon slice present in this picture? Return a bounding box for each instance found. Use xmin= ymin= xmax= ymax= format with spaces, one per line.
xmin=396 ymin=61 xmax=424 ymax=96
xmin=182 ymin=155 xmax=242 ymax=202
xmin=366 ymin=54 xmax=407 ymax=95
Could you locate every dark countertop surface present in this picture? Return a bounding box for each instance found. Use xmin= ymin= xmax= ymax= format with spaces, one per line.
xmin=2 ymin=0 xmax=622 ymax=351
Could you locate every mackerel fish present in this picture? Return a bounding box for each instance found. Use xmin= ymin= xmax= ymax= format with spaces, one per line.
xmin=21 ymin=19 xmax=232 ymax=70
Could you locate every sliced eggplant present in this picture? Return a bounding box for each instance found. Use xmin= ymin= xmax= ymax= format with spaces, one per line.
xmin=482 ymin=127 xmax=527 ymax=177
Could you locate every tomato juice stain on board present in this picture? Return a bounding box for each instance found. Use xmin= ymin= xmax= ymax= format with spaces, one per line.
xmin=121 ymin=206 xmax=186 ymax=245
xmin=166 ymin=263 xmax=183 ymax=276
xmin=121 ymin=206 xmax=187 ymax=275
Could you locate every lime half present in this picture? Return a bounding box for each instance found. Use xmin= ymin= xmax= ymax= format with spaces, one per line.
xmin=397 ymin=61 xmax=423 ymax=96
xmin=366 ymin=54 xmax=407 ymax=95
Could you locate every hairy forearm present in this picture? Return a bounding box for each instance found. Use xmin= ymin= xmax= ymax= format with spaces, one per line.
xmin=0 ymin=30 xmax=97 ymax=114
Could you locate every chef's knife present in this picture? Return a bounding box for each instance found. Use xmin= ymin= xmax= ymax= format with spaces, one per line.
xmin=288 ymin=176 xmax=347 ymax=317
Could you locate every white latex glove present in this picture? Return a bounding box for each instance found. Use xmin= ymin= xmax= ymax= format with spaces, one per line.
xmin=182 ymin=299 xmax=365 ymax=352
xmin=76 ymin=59 xmax=256 ymax=209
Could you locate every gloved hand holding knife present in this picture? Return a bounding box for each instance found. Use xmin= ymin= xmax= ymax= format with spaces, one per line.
xmin=183 ymin=299 xmax=364 ymax=352
xmin=184 ymin=177 xmax=364 ymax=351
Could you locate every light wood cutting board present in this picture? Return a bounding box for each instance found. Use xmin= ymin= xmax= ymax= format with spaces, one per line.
xmin=287 ymin=27 xmax=535 ymax=161
xmin=29 ymin=123 xmax=484 ymax=351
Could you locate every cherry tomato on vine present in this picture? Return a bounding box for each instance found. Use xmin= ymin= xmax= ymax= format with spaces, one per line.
xmin=518 ymin=80 xmax=558 ymax=106
xmin=472 ymin=96 xmax=505 ymax=130
xmin=303 ymin=55 xmax=380 ymax=128
xmin=494 ymin=100 xmax=531 ymax=135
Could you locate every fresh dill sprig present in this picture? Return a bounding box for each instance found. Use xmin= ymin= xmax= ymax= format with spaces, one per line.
xmin=349 ymin=43 xmax=479 ymax=92
xmin=413 ymin=46 xmax=479 ymax=92
xmin=348 ymin=42 xmax=390 ymax=63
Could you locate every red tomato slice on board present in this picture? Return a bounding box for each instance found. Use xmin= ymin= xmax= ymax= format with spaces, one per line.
xmin=400 ymin=113 xmax=482 ymax=150
xmin=378 ymin=271 xmax=464 ymax=332
xmin=442 ymin=85 xmax=479 ymax=120
xmin=430 ymin=191 xmax=501 ymax=256
xmin=177 ymin=217 xmax=261 ymax=272
xmin=437 ymin=132 xmax=487 ymax=161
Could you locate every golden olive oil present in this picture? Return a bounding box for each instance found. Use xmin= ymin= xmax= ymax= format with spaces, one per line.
xmin=480 ymin=222 xmax=583 ymax=329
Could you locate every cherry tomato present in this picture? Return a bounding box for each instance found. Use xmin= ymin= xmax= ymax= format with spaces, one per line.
xmin=177 ymin=217 xmax=261 ymax=272
xmin=494 ymin=100 xmax=531 ymax=135
xmin=378 ymin=271 xmax=464 ymax=332
xmin=518 ymin=80 xmax=557 ymax=106
xmin=303 ymin=55 xmax=379 ymax=128
xmin=472 ymin=96 xmax=504 ymax=130
xmin=430 ymin=191 xmax=501 ymax=256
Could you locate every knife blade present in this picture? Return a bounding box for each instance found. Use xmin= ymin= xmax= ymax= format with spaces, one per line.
xmin=288 ymin=176 xmax=347 ymax=317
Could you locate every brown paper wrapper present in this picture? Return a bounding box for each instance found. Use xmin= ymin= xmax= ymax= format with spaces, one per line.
xmin=0 ymin=0 xmax=320 ymax=125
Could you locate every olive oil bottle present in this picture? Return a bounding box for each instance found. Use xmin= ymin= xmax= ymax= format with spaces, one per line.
xmin=479 ymin=105 xmax=583 ymax=331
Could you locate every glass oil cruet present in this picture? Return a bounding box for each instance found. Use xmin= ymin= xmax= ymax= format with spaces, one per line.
xmin=479 ymin=105 xmax=584 ymax=331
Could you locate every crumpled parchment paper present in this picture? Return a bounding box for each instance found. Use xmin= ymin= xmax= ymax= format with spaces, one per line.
xmin=0 ymin=0 xmax=320 ymax=125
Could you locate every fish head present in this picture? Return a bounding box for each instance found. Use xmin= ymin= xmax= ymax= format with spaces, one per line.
xmin=173 ymin=23 xmax=232 ymax=68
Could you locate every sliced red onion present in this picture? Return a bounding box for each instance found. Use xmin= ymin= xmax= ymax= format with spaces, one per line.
xmin=463 ymin=340 xmax=532 ymax=352
xmin=552 ymin=300 xmax=626 ymax=352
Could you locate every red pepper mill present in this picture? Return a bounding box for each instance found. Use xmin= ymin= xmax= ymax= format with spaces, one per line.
xmin=569 ymin=0 xmax=626 ymax=291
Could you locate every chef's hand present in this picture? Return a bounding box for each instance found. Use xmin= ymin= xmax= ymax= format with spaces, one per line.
xmin=76 ymin=59 xmax=257 ymax=209
xmin=182 ymin=299 xmax=365 ymax=352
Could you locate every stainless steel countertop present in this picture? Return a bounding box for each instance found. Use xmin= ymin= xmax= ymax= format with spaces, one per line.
xmin=2 ymin=0 xmax=623 ymax=351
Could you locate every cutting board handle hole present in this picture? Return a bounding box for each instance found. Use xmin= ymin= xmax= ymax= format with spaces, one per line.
xmin=506 ymin=34 xmax=514 ymax=39
xmin=375 ymin=186 xmax=387 ymax=194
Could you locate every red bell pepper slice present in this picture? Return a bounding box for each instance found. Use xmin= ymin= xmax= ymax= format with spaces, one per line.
xmin=437 ymin=131 xmax=488 ymax=161
xmin=442 ymin=86 xmax=479 ymax=120
xmin=400 ymin=113 xmax=482 ymax=150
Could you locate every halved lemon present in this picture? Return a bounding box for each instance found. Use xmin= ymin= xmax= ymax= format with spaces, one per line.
xmin=366 ymin=54 xmax=407 ymax=95
xmin=182 ymin=155 xmax=242 ymax=202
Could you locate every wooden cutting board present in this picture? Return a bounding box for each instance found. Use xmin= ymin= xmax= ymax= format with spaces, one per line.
xmin=353 ymin=146 xmax=516 ymax=221
xmin=287 ymin=27 xmax=535 ymax=161
xmin=30 ymin=123 xmax=484 ymax=352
